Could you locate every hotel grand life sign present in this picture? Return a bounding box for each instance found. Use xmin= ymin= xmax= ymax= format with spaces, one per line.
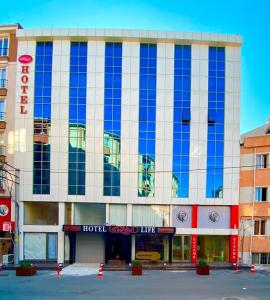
xmin=18 ymin=55 xmax=33 ymax=114
xmin=63 ymin=225 xmax=176 ymax=235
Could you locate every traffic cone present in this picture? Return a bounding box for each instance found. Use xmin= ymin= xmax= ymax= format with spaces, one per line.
xmin=97 ymin=267 xmax=104 ymax=278
xmin=55 ymin=264 xmax=63 ymax=278
xmin=250 ymin=263 xmax=256 ymax=273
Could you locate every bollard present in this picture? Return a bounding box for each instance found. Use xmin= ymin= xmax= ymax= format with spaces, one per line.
xmin=55 ymin=263 xmax=63 ymax=278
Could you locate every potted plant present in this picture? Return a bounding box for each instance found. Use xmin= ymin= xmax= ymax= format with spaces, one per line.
xmin=196 ymin=260 xmax=210 ymax=275
xmin=131 ymin=260 xmax=143 ymax=276
xmin=16 ymin=261 xmax=37 ymax=276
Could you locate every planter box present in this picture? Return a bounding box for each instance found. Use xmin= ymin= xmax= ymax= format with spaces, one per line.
xmin=131 ymin=266 xmax=143 ymax=276
xmin=196 ymin=264 xmax=210 ymax=275
xmin=16 ymin=266 xmax=37 ymax=276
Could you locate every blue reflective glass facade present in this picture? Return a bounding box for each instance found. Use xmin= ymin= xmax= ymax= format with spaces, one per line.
xmin=138 ymin=44 xmax=157 ymax=197
xmin=104 ymin=43 xmax=122 ymax=196
xmin=172 ymin=45 xmax=191 ymax=198
xmin=206 ymin=47 xmax=225 ymax=198
xmin=68 ymin=42 xmax=87 ymax=195
xmin=33 ymin=42 xmax=53 ymax=194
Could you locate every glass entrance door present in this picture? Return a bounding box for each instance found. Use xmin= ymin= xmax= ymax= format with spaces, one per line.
xmin=172 ymin=235 xmax=190 ymax=261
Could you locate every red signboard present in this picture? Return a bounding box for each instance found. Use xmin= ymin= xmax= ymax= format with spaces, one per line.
xmin=18 ymin=55 xmax=33 ymax=64
xmin=191 ymin=234 xmax=198 ymax=263
xmin=230 ymin=234 xmax=238 ymax=263
xmin=18 ymin=54 xmax=33 ymax=114
xmin=0 ymin=198 xmax=11 ymax=231
xmin=230 ymin=205 xmax=239 ymax=229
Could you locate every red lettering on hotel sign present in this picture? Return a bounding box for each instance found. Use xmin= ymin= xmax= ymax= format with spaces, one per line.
xmin=18 ymin=55 xmax=32 ymax=115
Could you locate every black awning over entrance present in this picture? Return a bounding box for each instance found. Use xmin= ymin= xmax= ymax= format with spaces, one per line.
xmin=63 ymin=225 xmax=175 ymax=235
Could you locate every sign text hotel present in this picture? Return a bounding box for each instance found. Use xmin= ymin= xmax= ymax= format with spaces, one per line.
xmin=18 ymin=55 xmax=33 ymax=114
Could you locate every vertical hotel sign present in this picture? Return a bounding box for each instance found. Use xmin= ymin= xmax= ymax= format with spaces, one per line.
xmin=230 ymin=235 xmax=238 ymax=263
xmin=191 ymin=235 xmax=198 ymax=263
xmin=18 ymin=55 xmax=33 ymax=114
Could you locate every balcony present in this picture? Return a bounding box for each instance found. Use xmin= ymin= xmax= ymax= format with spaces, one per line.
xmin=0 ymin=112 xmax=6 ymax=129
xmin=0 ymin=145 xmax=6 ymax=163
xmin=0 ymin=79 xmax=7 ymax=96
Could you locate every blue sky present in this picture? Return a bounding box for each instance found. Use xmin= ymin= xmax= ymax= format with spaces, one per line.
xmin=1 ymin=0 xmax=269 ymax=133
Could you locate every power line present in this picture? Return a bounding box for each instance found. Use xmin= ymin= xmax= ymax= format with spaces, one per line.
xmin=18 ymin=163 xmax=263 ymax=174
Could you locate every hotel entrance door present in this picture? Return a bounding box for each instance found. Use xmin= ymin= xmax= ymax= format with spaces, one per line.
xmin=105 ymin=233 xmax=131 ymax=264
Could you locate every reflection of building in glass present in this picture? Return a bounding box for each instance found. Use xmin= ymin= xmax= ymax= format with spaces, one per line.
xmin=172 ymin=174 xmax=179 ymax=198
xmin=138 ymin=154 xmax=155 ymax=197
xmin=104 ymin=131 xmax=120 ymax=196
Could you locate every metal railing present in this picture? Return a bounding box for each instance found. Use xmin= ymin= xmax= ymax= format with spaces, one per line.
xmin=0 ymin=112 xmax=5 ymax=121
xmin=0 ymin=48 xmax=8 ymax=56
xmin=0 ymin=79 xmax=7 ymax=88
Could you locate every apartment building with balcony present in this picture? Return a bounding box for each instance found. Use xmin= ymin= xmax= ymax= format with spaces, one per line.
xmin=0 ymin=24 xmax=21 ymax=263
xmin=239 ymin=120 xmax=270 ymax=265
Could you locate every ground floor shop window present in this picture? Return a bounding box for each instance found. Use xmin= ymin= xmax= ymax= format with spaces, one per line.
xmin=172 ymin=235 xmax=190 ymax=261
xmin=135 ymin=234 xmax=169 ymax=261
xmin=24 ymin=233 xmax=57 ymax=260
xmin=0 ymin=231 xmax=13 ymax=263
xmin=197 ymin=235 xmax=229 ymax=262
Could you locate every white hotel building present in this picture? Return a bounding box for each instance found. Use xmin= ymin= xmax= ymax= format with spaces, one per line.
xmin=14 ymin=28 xmax=241 ymax=264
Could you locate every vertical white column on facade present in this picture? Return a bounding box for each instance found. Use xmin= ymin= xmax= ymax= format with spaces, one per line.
xmin=155 ymin=43 xmax=174 ymax=204
xmin=15 ymin=40 xmax=36 ymax=260
xmin=86 ymin=41 xmax=105 ymax=202
xmin=58 ymin=202 xmax=65 ymax=263
xmin=121 ymin=42 xmax=139 ymax=204
xmin=15 ymin=41 xmax=36 ymax=203
xmin=189 ymin=45 xmax=208 ymax=204
xmin=51 ymin=40 xmax=69 ymax=203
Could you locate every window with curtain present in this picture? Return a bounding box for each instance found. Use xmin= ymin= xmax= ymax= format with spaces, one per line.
xmin=132 ymin=205 xmax=170 ymax=227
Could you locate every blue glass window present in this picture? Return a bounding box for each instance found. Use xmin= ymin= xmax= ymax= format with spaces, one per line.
xmin=104 ymin=43 xmax=122 ymax=196
xmin=68 ymin=42 xmax=87 ymax=195
xmin=138 ymin=44 xmax=157 ymax=197
xmin=172 ymin=45 xmax=191 ymax=198
xmin=33 ymin=42 xmax=53 ymax=194
xmin=206 ymin=47 xmax=225 ymax=198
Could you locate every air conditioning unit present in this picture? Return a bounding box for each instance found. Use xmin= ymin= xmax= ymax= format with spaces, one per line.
xmin=2 ymin=254 xmax=14 ymax=265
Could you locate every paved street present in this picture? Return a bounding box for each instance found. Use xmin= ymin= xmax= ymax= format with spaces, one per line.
xmin=0 ymin=269 xmax=270 ymax=300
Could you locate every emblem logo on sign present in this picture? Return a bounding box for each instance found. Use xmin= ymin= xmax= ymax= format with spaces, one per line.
xmin=0 ymin=204 xmax=9 ymax=217
xmin=18 ymin=55 xmax=33 ymax=64
xmin=208 ymin=211 xmax=220 ymax=223
xmin=176 ymin=210 xmax=188 ymax=223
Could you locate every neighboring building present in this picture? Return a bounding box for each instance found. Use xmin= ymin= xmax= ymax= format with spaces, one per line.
xmin=0 ymin=24 xmax=21 ymax=263
xmin=239 ymin=120 xmax=270 ymax=265
xmin=15 ymin=28 xmax=241 ymax=264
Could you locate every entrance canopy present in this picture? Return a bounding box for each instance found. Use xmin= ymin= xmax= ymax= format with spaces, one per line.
xmin=63 ymin=225 xmax=175 ymax=235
